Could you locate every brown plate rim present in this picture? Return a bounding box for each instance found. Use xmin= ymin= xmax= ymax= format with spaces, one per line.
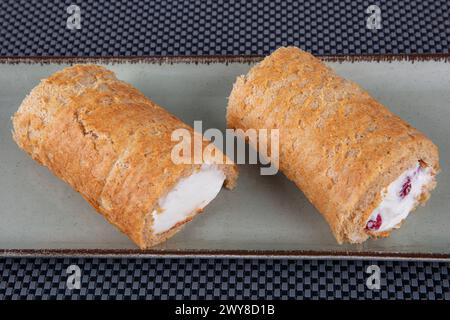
xmin=0 ymin=53 xmax=449 ymax=65
xmin=1 ymin=249 xmax=450 ymax=261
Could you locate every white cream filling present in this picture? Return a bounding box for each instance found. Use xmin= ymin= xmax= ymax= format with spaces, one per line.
xmin=366 ymin=162 xmax=433 ymax=233
xmin=151 ymin=164 xmax=226 ymax=234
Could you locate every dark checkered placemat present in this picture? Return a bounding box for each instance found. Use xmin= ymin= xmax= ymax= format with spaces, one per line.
xmin=1 ymin=0 xmax=449 ymax=300
xmin=0 ymin=0 xmax=448 ymax=57
xmin=0 ymin=258 xmax=449 ymax=300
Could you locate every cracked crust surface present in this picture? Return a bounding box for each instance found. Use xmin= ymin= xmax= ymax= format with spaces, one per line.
xmin=12 ymin=64 xmax=238 ymax=249
xmin=227 ymin=47 xmax=439 ymax=244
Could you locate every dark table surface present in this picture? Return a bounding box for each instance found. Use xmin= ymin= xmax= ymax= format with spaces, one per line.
xmin=0 ymin=0 xmax=449 ymax=300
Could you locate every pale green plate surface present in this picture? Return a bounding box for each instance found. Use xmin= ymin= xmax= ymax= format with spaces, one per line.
xmin=0 ymin=60 xmax=448 ymax=259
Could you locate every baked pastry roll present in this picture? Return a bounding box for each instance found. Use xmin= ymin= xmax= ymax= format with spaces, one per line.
xmin=227 ymin=47 xmax=439 ymax=244
xmin=12 ymin=65 xmax=238 ymax=249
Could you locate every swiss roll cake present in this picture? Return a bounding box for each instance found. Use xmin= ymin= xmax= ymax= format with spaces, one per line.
xmin=12 ymin=65 xmax=238 ymax=249
xmin=227 ymin=47 xmax=439 ymax=244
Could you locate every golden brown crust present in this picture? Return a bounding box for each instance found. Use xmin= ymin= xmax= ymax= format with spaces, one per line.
xmin=12 ymin=64 xmax=238 ymax=249
xmin=227 ymin=46 xmax=439 ymax=244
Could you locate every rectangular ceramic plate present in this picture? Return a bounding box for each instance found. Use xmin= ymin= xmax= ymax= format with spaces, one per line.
xmin=0 ymin=57 xmax=449 ymax=260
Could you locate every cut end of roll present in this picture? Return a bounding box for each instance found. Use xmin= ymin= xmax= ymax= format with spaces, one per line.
xmin=365 ymin=162 xmax=433 ymax=233
xmin=343 ymin=158 xmax=439 ymax=244
xmin=142 ymin=163 xmax=236 ymax=248
xmin=151 ymin=164 xmax=225 ymax=234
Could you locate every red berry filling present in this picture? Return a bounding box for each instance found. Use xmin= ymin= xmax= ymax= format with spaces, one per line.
xmin=399 ymin=176 xmax=412 ymax=199
xmin=366 ymin=213 xmax=382 ymax=231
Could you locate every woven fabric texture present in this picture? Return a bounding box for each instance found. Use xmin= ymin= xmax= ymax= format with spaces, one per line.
xmin=1 ymin=258 xmax=449 ymax=300
xmin=0 ymin=0 xmax=448 ymax=57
